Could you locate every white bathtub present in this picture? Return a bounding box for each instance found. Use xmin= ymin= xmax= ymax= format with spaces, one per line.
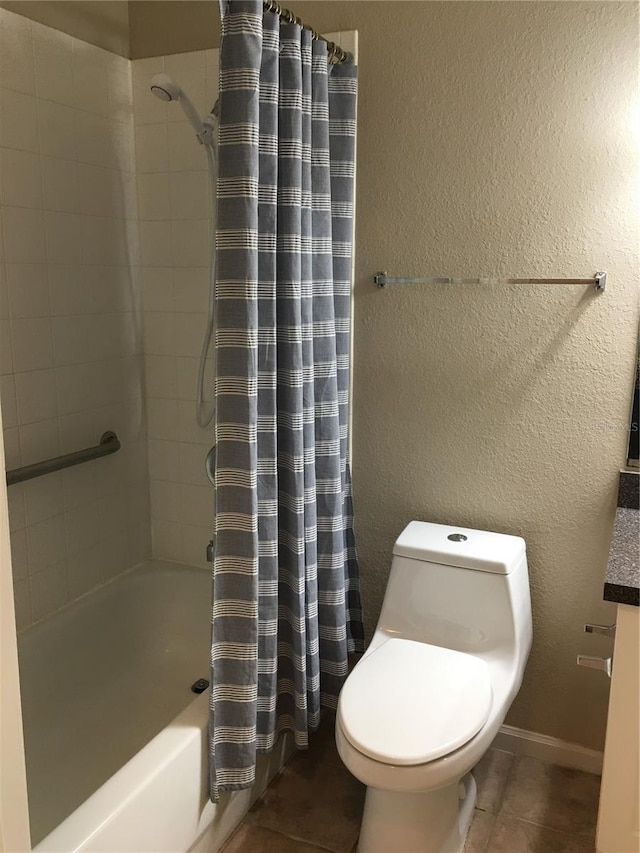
xmin=18 ymin=560 xmax=291 ymax=853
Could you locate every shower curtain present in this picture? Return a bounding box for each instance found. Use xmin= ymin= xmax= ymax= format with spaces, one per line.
xmin=210 ymin=0 xmax=364 ymax=799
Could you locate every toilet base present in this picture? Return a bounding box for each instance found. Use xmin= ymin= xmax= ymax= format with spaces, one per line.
xmin=357 ymin=772 xmax=477 ymax=853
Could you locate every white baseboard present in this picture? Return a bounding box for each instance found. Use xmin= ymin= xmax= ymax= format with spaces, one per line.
xmin=491 ymin=724 xmax=603 ymax=775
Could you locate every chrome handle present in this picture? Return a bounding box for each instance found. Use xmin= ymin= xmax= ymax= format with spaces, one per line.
xmin=584 ymin=623 xmax=616 ymax=639
xmin=577 ymin=654 xmax=612 ymax=677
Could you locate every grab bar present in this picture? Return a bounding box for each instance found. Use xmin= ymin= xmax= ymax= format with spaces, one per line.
xmin=5 ymin=431 xmax=121 ymax=486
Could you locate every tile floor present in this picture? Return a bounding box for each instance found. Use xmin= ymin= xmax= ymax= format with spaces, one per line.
xmin=221 ymin=716 xmax=601 ymax=853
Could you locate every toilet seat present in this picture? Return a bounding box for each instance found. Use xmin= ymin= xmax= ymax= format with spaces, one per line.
xmin=338 ymin=638 xmax=492 ymax=766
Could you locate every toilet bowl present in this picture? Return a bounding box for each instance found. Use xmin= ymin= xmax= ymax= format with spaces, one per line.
xmin=336 ymin=520 xmax=532 ymax=853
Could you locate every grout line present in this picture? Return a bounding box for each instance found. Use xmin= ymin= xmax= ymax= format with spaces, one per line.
xmin=493 ymin=750 xmax=517 ymax=817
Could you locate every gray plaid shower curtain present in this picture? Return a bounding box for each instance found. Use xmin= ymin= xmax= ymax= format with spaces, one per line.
xmin=210 ymin=0 xmax=364 ymax=799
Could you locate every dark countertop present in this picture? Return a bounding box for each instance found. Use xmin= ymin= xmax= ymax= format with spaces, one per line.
xmin=604 ymin=471 xmax=639 ymax=607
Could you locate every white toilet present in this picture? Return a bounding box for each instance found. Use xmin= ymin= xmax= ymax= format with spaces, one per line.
xmin=336 ymin=520 xmax=532 ymax=853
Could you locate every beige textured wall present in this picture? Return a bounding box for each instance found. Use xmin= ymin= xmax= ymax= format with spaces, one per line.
xmin=89 ymin=1 xmax=640 ymax=748
xmin=0 ymin=1 xmax=130 ymax=57
xmin=129 ymin=1 xmax=220 ymax=59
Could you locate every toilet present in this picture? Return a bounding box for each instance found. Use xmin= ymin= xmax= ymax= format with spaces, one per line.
xmin=336 ymin=520 xmax=532 ymax=853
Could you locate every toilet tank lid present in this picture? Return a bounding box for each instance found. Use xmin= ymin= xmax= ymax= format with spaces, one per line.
xmin=393 ymin=520 xmax=526 ymax=574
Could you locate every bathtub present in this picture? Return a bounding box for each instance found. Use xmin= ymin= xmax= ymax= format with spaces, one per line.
xmin=18 ymin=560 xmax=291 ymax=853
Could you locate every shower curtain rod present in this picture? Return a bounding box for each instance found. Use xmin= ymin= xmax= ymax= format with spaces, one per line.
xmin=262 ymin=0 xmax=348 ymax=63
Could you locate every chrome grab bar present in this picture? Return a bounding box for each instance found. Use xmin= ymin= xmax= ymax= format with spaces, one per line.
xmin=5 ymin=431 xmax=121 ymax=486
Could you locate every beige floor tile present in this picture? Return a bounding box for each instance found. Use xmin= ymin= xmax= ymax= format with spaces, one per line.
xmin=464 ymin=809 xmax=496 ymax=853
xmin=499 ymin=756 xmax=600 ymax=838
xmin=248 ymin=716 xmax=365 ymax=853
xmin=222 ymin=823 xmax=331 ymax=852
xmin=487 ymin=816 xmax=596 ymax=853
xmin=472 ymin=749 xmax=515 ymax=813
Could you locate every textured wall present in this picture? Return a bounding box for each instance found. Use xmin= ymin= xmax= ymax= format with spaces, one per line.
xmin=129 ymin=1 xmax=220 ymax=60
xmin=0 ymin=1 xmax=130 ymax=57
xmin=93 ymin=1 xmax=640 ymax=748
xmin=299 ymin=1 xmax=639 ymax=750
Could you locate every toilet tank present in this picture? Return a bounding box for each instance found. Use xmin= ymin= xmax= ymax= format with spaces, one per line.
xmin=376 ymin=521 xmax=531 ymax=659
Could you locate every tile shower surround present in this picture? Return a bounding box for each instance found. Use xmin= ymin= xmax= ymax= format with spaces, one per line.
xmin=0 ymin=9 xmax=222 ymax=628
xmin=0 ymin=8 xmax=150 ymax=630
xmin=132 ymin=50 xmax=219 ymax=571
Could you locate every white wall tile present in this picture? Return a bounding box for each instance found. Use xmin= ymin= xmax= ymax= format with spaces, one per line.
xmin=174 ymin=313 xmax=205 ymax=358
xmin=0 ymin=374 xmax=17 ymax=426
xmin=66 ymin=545 xmax=103 ymax=599
xmin=148 ymin=439 xmax=180 ymax=482
xmin=141 ymin=266 xmax=174 ymax=312
xmin=7 ymin=483 xmax=25 ymax=531
xmin=79 ymin=163 xmax=119 ymax=217
xmin=12 ymin=578 xmax=31 ymax=631
xmin=0 ymin=262 xmax=8 ymax=318
xmin=0 ymin=148 xmax=42 ymax=208
xmin=180 ymin=483 xmax=214 ymax=528
xmin=6 ymin=263 xmax=49 ymax=318
xmin=48 ymin=264 xmax=88 ymax=315
xmin=58 ymin=409 xmax=96 ymax=454
xmin=142 ymin=311 xmax=175 ymax=356
xmin=85 ymin=314 xmax=123 ymax=360
xmin=167 ymin=121 xmax=207 ymax=172
xmin=132 ymin=56 xmax=166 ymax=126
xmin=137 ymin=172 xmax=170 ymax=221
xmin=0 ymin=318 xmax=13 ymax=374
xmin=65 ymin=501 xmax=100 ymax=553
xmin=62 ymin=463 xmax=98 ymax=510
xmin=107 ymin=70 xmax=133 ymax=123
xmin=0 ymin=88 xmax=39 ymax=152
xmin=3 ymin=425 xmax=20 ymax=468
xmin=36 ymin=99 xmax=77 ymax=160
xmin=173 ymin=267 xmax=208 ymax=313
xmin=72 ymin=52 xmax=109 ymax=115
xmin=55 ymin=362 xmax=94 ymax=415
xmin=168 ymin=170 xmax=210 ymax=221
xmin=26 ymin=513 xmax=66 ymax=572
xmin=135 ymin=123 xmax=169 ymax=174
xmin=147 ymin=397 xmax=178 ymax=441
xmin=0 ymin=9 xmax=35 ymax=96
xmin=18 ymin=417 xmax=59 ymax=465
xmin=23 ymin=472 xmax=63 ymax=526
xmin=150 ymin=478 xmax=180 ymax=522
xmin=11 ymin=317 xmax=53 ymax=372
xmin=9 ymin=528 xmax=28 ymax=581
xmin=180 ymin=524 xmax=211 ymax=570
xmin=178 ymin=399 xmax=215 ymax=446
xmin=179 ymin=442 xmax=209 ymax=487
xmin=52 ymin=315 xmax=88 ymax=366
xmin=14 ymin=368 xmax=57 ymax=424
xmin=171 ymin=219 xmax=210 ymax=267
xmin=33 ymin=28 xmax=74 ymax=106
xmin=75 ymin=110 xmax=111 ymax=167
xmin=139 ymin=220 xmax=173 ymax=267
xmin=144 ymin=354 xmax=177 ymax=399
xmin=29 ymin=561 xmax=68 ymax=621
xmin=44 ymin=211 xmax=83 ymax=264
xmin=176 ymin=357 xmax=198 ymax=402
xmin=2 ymin=206 xmax=46 ymax=263
xmin=41 ymin=157 xmax=81 ymax=212
xmin=152 ymin=519 xmax=182 ymax=562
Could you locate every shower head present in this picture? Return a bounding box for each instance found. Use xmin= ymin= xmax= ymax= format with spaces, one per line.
xmin=150 ymin=73 xmax=215 ymax=145
xmin=150 ymin=73 xmax=181 ymax=102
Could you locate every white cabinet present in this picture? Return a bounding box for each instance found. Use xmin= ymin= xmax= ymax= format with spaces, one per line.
xmin=596 ymin=604 xmax=640 ymax=853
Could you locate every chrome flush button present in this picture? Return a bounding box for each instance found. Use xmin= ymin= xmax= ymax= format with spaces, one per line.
xmin=448 ymin=533 xmax=468 ymax=542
